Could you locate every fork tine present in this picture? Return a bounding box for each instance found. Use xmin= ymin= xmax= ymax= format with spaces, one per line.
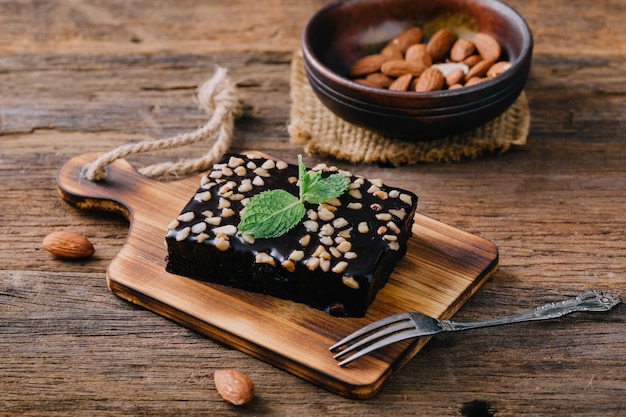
xmin=329 ymin=312 xmax=412 ymax=352
xmin=332 ymin=320 xmax=415 ymax=360
xmin=337 ymin=328 xmax=419 ymax=367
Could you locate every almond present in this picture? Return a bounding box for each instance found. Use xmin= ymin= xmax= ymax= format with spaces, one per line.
xmin=466 ymin=59 xmax=496 ymax=80
xmin=487 ymin=60 xmax=512 ymax=77
xmin=473 ymin=33 xmax=501 ymax=61
xmin=214 ymin=369 xmax=255 ymax=406
xmin=381 ymin=59 xmax=427 ymax=77
xmin=387 ymin=27 xmax=423 ymax=53
xmin=365 ymin=72 xmax=393 ymax=88
xmin=450 ymin=38 xmax=475 ymax=62
xmin=463 ymin=54 xmax=482 ymax=67
xmin=388 ymin=73 xmax=413 ymax=91
xmin=349 ymin=54 xmax=391 ymax=77
xmin=444 ymin=67 xmax=465 ymax=86
xmin=426 ymin=28 xmax=456 ymax=62
xmin=43 ymin=231 xmax=95 ymax=259
xmin=465 ymin=76 xmax=486 ymax=87
xmin=405 ymin=43 xmax=432 ymax=68
xmin=414 ymin=67 xmax=444 ymax=92
xmin=380 ymin=44 xmax=404 ymax=60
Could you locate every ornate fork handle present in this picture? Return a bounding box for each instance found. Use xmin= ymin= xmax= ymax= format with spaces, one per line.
xmin=440 ymin=290 xmax=622 ymax=332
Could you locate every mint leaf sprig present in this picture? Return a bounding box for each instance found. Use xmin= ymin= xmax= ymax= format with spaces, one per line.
xmin=238 ymin=155 xmax=350 ymax=239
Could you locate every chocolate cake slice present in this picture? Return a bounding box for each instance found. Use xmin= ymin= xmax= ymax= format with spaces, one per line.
xmin=165 ymin=153 xmax=418 ymax=317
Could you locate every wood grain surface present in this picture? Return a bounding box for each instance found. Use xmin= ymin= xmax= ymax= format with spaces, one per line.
xmin=1 ymin=0 xmax=625 ymax=416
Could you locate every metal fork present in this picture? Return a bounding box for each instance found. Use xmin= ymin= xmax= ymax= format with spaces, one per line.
xmin=330 ymin=289 xmax=621 ymax=366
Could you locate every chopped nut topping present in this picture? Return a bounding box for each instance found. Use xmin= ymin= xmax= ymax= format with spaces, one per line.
xmin=276 ymin=160 xmax=288 ymax=170
xmin=319 ymin=258 xmax=331 ymax=272
xmin=318 ymin=207 xmax=335 ymax=221
xmin=312 ymin=245 xmax=325 ymax=258
xmin=383 ymin=234 xmax=398 ymax=241
xmin=206 ymin=216 xmax=221 ymax=226
xmin=281 ymin=259 xmax=295 ymax=272
xmin=238 ymin=179 xmax=253 ymax=193
xmin=400 ymin=193 xmax=413 ymax=205
xmin=387 ymin=221 xmax=401 ymax=234
xmin=195 ymin=191 xmax=212 ymax=202
xmin=253 ymin=167 xmax=270 ymax=177
xmin=329 ymin=246 xmax=341 ymax=258
xmin=389 ymin=208 xmax=407 ymax=220
xmin=221 ymin=208 xmax=236 ymax=218
xmin=194 ymin=233 xmax=209 ymax=243
xmin=306 ymin=209 xmax=318 ymax=220
xmin=376 ymin=213 xmax=393 ymax=221
xmin=338 ymin=227 xmax=353 ymax=239
xmin=228 ymin=156 xmax=245 ymax=168
xmin=176 ymin=227 xmax=191 ymax=241
xmin=191 ymin=222 xmax=207 ymax=234
xmin=252 ymin=176 xmax=265 ymax=186
xmin=358 ymin=222 xmax=369 ymax=233
xmin=305 ymin=257 xmax=320 ymax=271
xmin=344 ymin=251 xmax=358 ymax=260
xmin=288 ymin=176 xmax=298 ymax=184
xmin=374 ymin=190 xmax=389 ymax=200
xmin=234 ymin=166 xmax=247 ymax=176
xmin=303 ymin=220 xmax=319 ymax=233
xmin=342 ymin=275 xmax=360 ymax=290
xmin=213 ymin=225 xmax=237 ymax=236
xmin=177 ymin=212 xmax=195 ymax=222
xmin=320 ymin=236 xmax=334 ymax=246
xmin=370 ymin=203 xmax=382 ymax=211
xmin=246 ymin=161 xmax=257 ymax=169
xmin=349 ymin=189 xmax=363 ymax=199
xmin=299 ymin=235 xmax=311 ymax=246
xmin=241 ymin=233 xmax=255 ymax=244
xmin=332 ymin=261 xmax=348 ymax=274
xmin=167 ymin=219 xmax=180 ymax=230
xmin=336 ymin=241 xmax=352 ymax=253
xmin=255 ymin=252 xmax=276 ymax=266
xmin=261 ymin=159 xmax=275 ymax=170
xmin=377 ymin=225 xmax=388 ymax=235
xmin=389 ymin=189 xmax=400 ymax=198
xmin=288 ymin=250 xmax=305 ymax=261
xmin=320 ymin=223 xmax=334 ymax=236
xmin=388 ymin=241 xmax=400 ymax=251
xmin=218 ymin=197 xmax=231 ymax=209
xmin=333 ymin=217 xmax=349 ymax=229
xmin=347 ymin=202 xmax=363 ymax=210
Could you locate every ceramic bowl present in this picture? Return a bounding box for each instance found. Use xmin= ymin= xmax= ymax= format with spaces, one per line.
xmin=301 ymin=0 xmax=533 ymax=139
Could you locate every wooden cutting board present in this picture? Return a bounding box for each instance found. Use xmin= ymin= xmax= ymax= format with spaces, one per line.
xmin=56 ymin=152 xmax=498 ymax=399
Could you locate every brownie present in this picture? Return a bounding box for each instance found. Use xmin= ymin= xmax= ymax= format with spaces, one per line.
xmin=165 ymin=153 xmax=418 ymax=317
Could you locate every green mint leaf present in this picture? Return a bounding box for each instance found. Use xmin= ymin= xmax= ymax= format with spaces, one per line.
xmin=298 ymin=154 xmax=349 ymax=204
xmin=238 ymin=189 xmax=305 ymax=239
xmin=301 ymin=172 xmax=350 ymax=204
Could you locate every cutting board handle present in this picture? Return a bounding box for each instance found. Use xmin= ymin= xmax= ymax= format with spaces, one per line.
xmin=56 ymin=152 xmax=201 ymax=221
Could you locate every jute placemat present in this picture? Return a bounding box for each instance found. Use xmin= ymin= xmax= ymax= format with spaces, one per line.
xmin=288 ymin=50 xmax=529 ymax=165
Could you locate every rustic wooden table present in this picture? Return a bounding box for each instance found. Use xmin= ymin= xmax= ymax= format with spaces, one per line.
xmin=2 ymin=1 xmax=625 ymax=416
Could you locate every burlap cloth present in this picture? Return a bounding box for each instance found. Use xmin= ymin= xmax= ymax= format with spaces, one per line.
xmin=288 ymin=50 xmax=529 ymax=165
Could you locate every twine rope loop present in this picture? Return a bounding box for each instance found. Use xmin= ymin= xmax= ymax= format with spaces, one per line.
xmin=81 ymin=66 xmax=242 ymax=181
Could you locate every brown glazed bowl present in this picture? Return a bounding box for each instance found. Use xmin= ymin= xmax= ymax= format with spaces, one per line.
xmin=301 ymin=0 xmax=533 ymax=140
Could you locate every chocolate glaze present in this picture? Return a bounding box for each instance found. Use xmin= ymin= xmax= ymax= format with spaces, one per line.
xmin=165 ymin=153 xmax=418 ymax=317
